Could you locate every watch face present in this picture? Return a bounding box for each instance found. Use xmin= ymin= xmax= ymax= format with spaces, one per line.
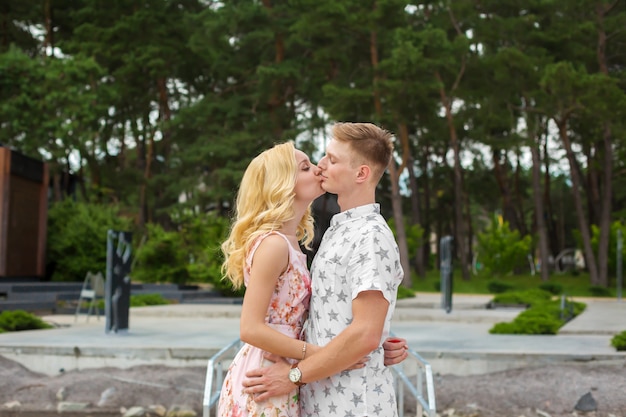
xmin=289 ymin=367 xmax=302 ymax=383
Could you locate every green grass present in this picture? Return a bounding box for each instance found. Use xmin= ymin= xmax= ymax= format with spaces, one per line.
xmin=407 ymin=269 xmax=621 ymax=297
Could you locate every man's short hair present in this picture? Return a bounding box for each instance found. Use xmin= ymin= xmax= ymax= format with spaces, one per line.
xmin=332 ymin=122 xmax=394 ymax=181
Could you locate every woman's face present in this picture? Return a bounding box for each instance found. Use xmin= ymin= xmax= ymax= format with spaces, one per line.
xmin=294 ymin=149 xmax=324 ymax=204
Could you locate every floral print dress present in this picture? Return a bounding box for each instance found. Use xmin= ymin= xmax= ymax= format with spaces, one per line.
xmin=217 ymin=231 xmax=311 ymax=417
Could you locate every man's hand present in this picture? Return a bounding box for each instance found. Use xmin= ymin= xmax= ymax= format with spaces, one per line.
xmin=383 ymin=337 xmax=408 ymax=366
xmin=242 ymin=353 xmax=294 ymax=402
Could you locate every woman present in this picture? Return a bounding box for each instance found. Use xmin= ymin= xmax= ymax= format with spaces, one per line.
xmin=217 ymin=142 xmax=407 ymax=416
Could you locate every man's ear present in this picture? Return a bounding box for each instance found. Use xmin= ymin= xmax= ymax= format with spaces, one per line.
xmin=355 ymin=165 xmax=371 ymax=184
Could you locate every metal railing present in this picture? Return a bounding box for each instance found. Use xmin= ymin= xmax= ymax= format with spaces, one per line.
xmin=392 ymin=347 xmax=437 ymax=417
xmin=202 ymin=338 xmax=243 ymax=417
xmin=202 ymin=338 xmax=436 ymax=417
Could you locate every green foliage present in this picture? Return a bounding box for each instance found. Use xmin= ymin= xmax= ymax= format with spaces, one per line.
xmin=492 ymin=289 xmax=553 ymax=306
xmin=132 ymin=223 xmax=190 ymax=285
xmin=411 ymin=269 xmax=616 ymax=298
xmin=396 ymin=285 xmax=415 ymax=300
xmin=538 ymin=282 xmax=564 ymax=295
xmin=487 ymin=280 xmax=515 ymax=294
xmin=0 ymin=310 xmax=53 ymax=332
xmin=94 ymin=293 xmax=173 ymax=311
xmin=387 ymin=217 xmax=425 ymax=258
xmin=611 ymin=331 xmax=626 ymax=351
xmin=490 ymin=300 xmax=586 ymax=335
xmin=476 ymin=216 xmax=532 ymax=277
xmin=589 ymin=221 xmax=626 ymax=277
xmin=47 ymin=200 xmax=133 ymax=282
xmin=130 ymin=294 xmax=171 ymax=307
xmin=2 ymin=1 xmax=626 ymax=296
xmin=589 ymin=286 xmax=612 ymax=297
xmin=132 ymin=213 xmax=239 ymax=294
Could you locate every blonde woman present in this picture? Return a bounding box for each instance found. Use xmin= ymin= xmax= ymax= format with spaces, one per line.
xmin=218 ymin=142 xmax=407 ymax=416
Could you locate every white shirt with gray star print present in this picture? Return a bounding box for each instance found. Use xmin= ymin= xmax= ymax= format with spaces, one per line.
xmin=301 ymin=203 xmax=403 ymax=417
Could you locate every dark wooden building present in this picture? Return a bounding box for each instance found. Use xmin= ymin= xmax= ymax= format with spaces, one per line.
xmin=0 ymin=147 xmax=48 ymax=279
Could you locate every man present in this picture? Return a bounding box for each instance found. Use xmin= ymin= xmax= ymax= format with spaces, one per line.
xmin=243 ymin=122 xmax=405 ymax=416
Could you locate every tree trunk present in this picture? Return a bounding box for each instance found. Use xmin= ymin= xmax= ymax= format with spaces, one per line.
xmin=556 ymin=120 xmax=600 ymax=285
xmin=594 ymin=1 xmax=614 ymax=288
xmin=513 ymin=151 xmax=528 ymax=236
xmin=407 ymin=154 xmax=425 ymax=277
xmin=133 ymin=119 xmax=148 ymax=229
xmin=526 ymin=106 xmax=550 ymax=281
xmin=543 ymin=131 xmax=559 ymax=255
xmin=583 ymin=142 xmax=600 ymax=225
xmin=389 ymin=160 xmax=412 ymax=287
xmin=596 ymin=125 xmax=612 ymax=287
xmin=492 ymin=149 xmax=519 ymax=231
xmin=261 ymin=0 xmax=286 ymax=138
xmin=368 ymin=13 xmax=412 ymax=286
xmin=436 ymin=71 xmax=469 ymax=280
xmin=421 ymin=144 xmax=432 ymax=270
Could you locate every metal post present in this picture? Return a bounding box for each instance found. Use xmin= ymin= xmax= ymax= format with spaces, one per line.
xmin=105 ymin=230 xmax=133 ymax=333
xmin=440 ymin=236 xmax=453 ymax=313
xmin=617 ymin=229 xmax=623 ymax=302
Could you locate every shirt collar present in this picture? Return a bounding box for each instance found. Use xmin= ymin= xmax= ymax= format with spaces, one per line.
xmin=330 ymin=203 xmax=380 ymax=228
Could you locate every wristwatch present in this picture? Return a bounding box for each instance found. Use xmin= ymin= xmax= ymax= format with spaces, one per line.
xmin=289 ymin=363 xmax=305 ymax=386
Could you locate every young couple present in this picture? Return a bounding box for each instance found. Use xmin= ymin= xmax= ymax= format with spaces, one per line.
xmin=218 ymin=122 xmax=408 ymax=417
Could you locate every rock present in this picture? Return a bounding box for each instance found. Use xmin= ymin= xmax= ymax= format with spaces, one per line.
xmin=97 ymin=386 xmax=116 ymax=406
xmin=2 ymin=400 xmax=21 ymax=409
xmin=57 ymin=401 xmax=89 ymax=412
xmin=149 ymin=404 xmax=167 ymax=416
xmin=574 ymin=392 xmax=598 ymax=412
xmin=56 ymin=386 xmax=66 ymax=401
xmin=166 ymin=405 xmax=197 ymax=417
xmin=123 ymin=406 xmax=147 ymax=417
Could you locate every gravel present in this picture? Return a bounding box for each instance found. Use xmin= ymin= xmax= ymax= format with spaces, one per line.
xmin=1 ymin=355 xmax=625 ymax=417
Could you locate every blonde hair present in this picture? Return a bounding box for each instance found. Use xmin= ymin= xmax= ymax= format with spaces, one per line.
xmin=332 ymin=122 xmax=394 ymax=181
xmin=221 ymin=142 xmax=315 ymax=289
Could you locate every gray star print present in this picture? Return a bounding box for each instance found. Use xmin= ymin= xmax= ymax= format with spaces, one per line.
xmin=301 ymin=203 xmax=402 ymax=417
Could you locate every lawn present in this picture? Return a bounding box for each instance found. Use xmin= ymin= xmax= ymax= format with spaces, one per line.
xmin=408 ymin=269 xmax=622 ymax=298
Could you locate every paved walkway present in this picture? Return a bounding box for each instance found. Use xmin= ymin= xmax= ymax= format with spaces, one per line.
xmin=0 ymin=293 xmax=624 ymax=376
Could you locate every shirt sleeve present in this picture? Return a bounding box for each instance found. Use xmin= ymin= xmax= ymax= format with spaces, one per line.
xmin=348 ymin=223 xmax=401 ymax=303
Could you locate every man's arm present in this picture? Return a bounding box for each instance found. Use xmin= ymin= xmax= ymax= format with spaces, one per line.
xmin=243 ymin=290 xmax=389 ymax=401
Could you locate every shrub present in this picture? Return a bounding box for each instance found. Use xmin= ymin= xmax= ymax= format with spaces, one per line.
xmin=0 ymin=310 xmax=52 ymax=332
xmin=588 ymin=222 xmax=626 ymax=276
xmin=611 ymin=331 xmax=626 ymax=351
xmin=506 ymin=312 xmax=563 ymax=334
xmin=476 ymin=216 xmax=532 ymax=277
xmin=94 ymin=293 xmax=173 ymax=311
xmin=132 ymin=213 xmax=239 ymax=295
xmin=130 ymin=293 xmax=171 ymax=307
xmin=538 ymin=282 xmax=564 ymax=295
xmin=487 ymin=280 xmax=514 ymax=294
xmin=132 ymin=223 xmax=191 ymax=284
xmin=490 ymin=300 xmax=586 ymax=335
xmin=589 ymin=286 xmax=611 ymax=297
xmin=397 ymin=285 xmax=415 ymax=300
xmin=492 ymin=289 xmax=553 ymax=306
xmin=388 ymin=217 xmax=424 ymax=262
xmin=47 ymin=200 xmax=133 ymax=281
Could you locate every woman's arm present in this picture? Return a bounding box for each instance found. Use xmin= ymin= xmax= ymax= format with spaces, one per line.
xmin=239 ymin=234 xmax=318 ymax=360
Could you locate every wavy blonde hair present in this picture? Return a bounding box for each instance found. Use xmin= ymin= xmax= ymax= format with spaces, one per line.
xmin=221 ymin=142 xmax=315 ymax=289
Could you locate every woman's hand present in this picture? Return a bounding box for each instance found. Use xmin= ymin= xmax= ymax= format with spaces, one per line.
xmin=383 ymin=337 xmax=408 ymax=366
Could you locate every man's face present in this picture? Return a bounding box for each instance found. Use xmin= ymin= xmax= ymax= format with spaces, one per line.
xmin=317 ymin=139 xmax=356 ymax=195
xmin=294 ymin=149 xmax=324 ymax=203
